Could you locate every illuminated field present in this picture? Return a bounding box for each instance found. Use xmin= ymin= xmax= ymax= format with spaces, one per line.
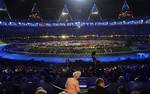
xmin=3 ymin=39 xmax=134 ymax=56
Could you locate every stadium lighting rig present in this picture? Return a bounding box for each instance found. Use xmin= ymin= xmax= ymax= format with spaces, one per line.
xmin=69 ymin=0 xmax=86 ymax=3
xmin=62 ymin=11 xmax=69 ymax=16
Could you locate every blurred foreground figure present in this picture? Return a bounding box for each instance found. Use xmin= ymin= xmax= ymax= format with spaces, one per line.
xmin=87 ymin=78 xmax=109 ymax=94
xmin=35 ymin=87 xmax=47 ymax=94
xmin=131 ymin=90 xmax=140 ymax=94
xmin=0 ymin=82 xmax=4 ymax=94
xmin=65 ymin=71 xmax=81 ymax=94
xmin=118 ymin=85 xmax=126 ymax=94
xmin=12 ymin=84 xmax=23 ymax=94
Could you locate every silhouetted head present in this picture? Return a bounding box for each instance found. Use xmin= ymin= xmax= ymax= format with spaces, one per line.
xmin=96 ymin=78 xmax=105 ymax=88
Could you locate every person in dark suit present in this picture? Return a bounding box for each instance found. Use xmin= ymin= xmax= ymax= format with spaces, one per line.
xmin=87 ymin=78 xmax=109 ymax=94
xmin=118 ymin=85 xmax=126 ymax=94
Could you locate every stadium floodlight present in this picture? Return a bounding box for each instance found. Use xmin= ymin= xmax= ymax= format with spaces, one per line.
xmin=58 ymin=3 xmax=73 ymax=22
xmin=75 ymin=0 xmax=86 ymax=2
xmin=122 ymin=0 xmax=130 ymax=11
xmin=92 ymin=11 xmax=98 ymax=15
xmin=0 ymin=8 xmax=6 ymax=11
xmin=61 ymin=4 xmax=69 ymax=16
xmin=62 ymin=12 xmax=69 ymax=16
xmin=0 ymin=0 xmax=11 ymax=19
xmin=88 ymin=0 xmax=102 ymax=21
xmin=91 ymin=3 xmax=99 ymax=15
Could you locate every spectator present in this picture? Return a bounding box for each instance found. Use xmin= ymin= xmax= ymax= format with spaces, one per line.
xmin=131 ymin=90 xmax=140 ymax=94
xmin=65 ymin=71 xmax=81 ymax=94
xmin=87 ymin=78 xmax=109 ymax=94
xmin=35 ymin=87 xmax=47 ymax=94
xmin=118 ymin=85 xmax=126 ymax=94
xmin=12 ymin=84 xmax=23 ymax=94
xmin=0 ymin=82 xmax=4 ymax=94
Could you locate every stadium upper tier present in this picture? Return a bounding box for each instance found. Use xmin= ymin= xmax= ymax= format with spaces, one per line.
xmin=1 ymin=18 xmax=150 ymax=38
xmin=0 ymin=18 xmax=150 ymax=27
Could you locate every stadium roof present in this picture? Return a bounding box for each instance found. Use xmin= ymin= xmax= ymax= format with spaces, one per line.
xmin=1 ymin=0 xmax=150 ymax=21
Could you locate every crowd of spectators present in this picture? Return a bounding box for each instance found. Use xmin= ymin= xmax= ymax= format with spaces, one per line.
xmin=0 ymin=58 xmax=149 ymax=94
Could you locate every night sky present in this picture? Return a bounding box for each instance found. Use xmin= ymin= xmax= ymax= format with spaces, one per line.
xmin=1 ymin=0 xmax=150 ymax=20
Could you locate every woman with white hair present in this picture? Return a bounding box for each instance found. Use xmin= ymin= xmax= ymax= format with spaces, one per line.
xmin=65 ymin=71 xmax=81 ymax=94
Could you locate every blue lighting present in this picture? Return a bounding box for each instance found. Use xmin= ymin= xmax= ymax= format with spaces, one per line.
xmin=0 ymin=45 xmax=150 ymax=64
xmin=0 ymin=18 xmax=150 ymax=27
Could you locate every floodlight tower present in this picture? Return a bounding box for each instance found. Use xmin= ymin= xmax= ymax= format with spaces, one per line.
xmin=28 ymin=2 xmax=42 ymax=21
xmin=118 ymin=0 xmax=133 ymax=19
xmin=0 ymin=0 xmax=11 ymax=20
xmin=88 ymin=0 xmax=102 ymax=21
xmin=58 ymin=0 xmax=73 ymax=22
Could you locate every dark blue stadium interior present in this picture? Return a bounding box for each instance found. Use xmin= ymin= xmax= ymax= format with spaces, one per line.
xmin=1 ymin=0 xmax=150 ymax=94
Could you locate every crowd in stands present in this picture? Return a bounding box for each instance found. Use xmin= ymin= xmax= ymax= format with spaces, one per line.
xmin=0 ymin=58 xmax=149 ymax=94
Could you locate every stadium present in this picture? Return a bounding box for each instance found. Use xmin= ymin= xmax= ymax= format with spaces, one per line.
xmin=0 ymin=0 xmax=150 ymax=94
xmin=0 ymin=19 xmax=150 ymax=63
